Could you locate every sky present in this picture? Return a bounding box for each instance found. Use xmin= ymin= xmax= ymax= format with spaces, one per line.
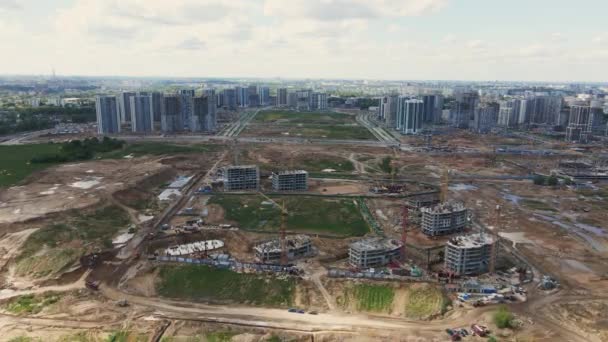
xmin=0 ymin=0 xmax=607 ymax=81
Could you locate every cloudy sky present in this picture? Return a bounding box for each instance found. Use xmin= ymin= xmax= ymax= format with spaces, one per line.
xmin=1 ymin=0 xmax=607 ymax=81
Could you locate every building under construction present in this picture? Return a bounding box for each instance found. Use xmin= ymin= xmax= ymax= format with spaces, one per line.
xmin=348 ymin=238 xmax=402 ymax=268
xmin=421 ymin=201 xmax=469 ymax=236
xmin=271 ymin=170 xmax=308 ymax=191
xmin=444 ymin=234 xmax=495 ymax=275
xmin=253 ymin=235 xmax=313 ymax=264
xmin=224 ymin=165 xmax=259 ymax=191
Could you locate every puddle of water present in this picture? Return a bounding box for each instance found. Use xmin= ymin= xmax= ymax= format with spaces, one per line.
xmin=502 ymin=193 xmax=522 ymax=204
xmin=533 ymin=213 xmax=608 ymax=252
xmin=575 ymin=223 xmax=606 ymax=237
xmin=449 ymin=183 xmax=478 ymax=191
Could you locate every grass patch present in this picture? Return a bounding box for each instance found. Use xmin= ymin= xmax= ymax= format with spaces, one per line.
xmin=16 ymin=205 xmax=131 ymax=277
xmin=208 ymin=195 xmax=368 ymax=236
xmin=205 ymin=332 xmax=238 ymax=342
xmin=157 ymin=265 xmax=294 ymax=307
xmin=4 ymin=293 xmax=61 ymax=315
xmin=522 ymin=199 xmax=556 ymax=212
xmin=100 ymin=142 xmax=219 ymax=159
xmin=494 ymin=305 xmax=514 ymax=329
xmin=405 ymin=286 xmax=446 ymax=319
xmin=343 ymin=284 xmax=394 ymax=312
xmin=254 ymin=110 xmax=356 ymax=125
xmin=106 ymin=331 xmax=148 ymax=342
xmin=0 ymin=143 xmax=63 ymax=187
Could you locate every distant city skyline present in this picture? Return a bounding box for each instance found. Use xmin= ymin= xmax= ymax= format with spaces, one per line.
xmin=1 ymin=0 xmax=607 ymax=82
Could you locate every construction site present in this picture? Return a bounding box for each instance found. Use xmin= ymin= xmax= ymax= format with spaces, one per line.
xmin=0 ymin=111 xmax=608 ymax=341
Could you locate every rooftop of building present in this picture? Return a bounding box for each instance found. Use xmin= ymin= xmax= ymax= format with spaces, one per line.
xmin=447 ymin=234 xmax=494 ymax=249
xmin=421 ymin=200 xmax=467 ymax=214
xmin=273 ymin=170 xmax=308 ymax=176
xmin=225 ymin=165 xmax=258 ymax=170
xmin=349 ymin=237 xmax=402 ymax=252
xmin=253 ymin=234 xmax=311 ymax=253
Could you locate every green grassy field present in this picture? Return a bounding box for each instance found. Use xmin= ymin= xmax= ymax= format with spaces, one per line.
xmin=100 ymin=142 xmax=220 ymax=159
xmin=244 ymin=110 xmax=376 ymax=140
xmin=0 ymin=143 xmax=63 ymax=187
xmin=405 ymin=286 xmax=447 ymax=319
xmin=254 ymin=110 xmax=357 ymax=124
xmin=4 ymin=292 xmax=61 ymax=315
xmin=341 ymin=284 xmax=395 ymax=312
xmin=208 ymin=195 xmax=369 ymax=236
xmin=521 ymin=199 xmax=556 ymax=212
xmin=157 ymin=265 xmax=295 ymax=307
xmin=16 ymin=205 xmax=131 ymax=278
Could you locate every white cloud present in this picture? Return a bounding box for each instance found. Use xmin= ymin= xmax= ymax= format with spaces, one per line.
xmin=264 ymin=0 xmax=447 ymax=20
xmin=0 ymin=0 xmax=20 ymax=11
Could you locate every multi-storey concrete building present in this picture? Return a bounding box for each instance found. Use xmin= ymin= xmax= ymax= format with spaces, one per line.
xmin=254 ymin=235 xmax=313 ymax=264
xmin=272 ymin=170 xmax=308 ymax=191
xmin=422 ymin=94 xmax=443 ymax=123
xmin=118 ymin=91 xmax=136 ymax=123
xmin=287 ymin=91 xmax=298 ymax=108
xmin=421 ymin=201 xmax=468 ymax=236
xmin=310 ymin=92 xmax=328 ymax=111
xmin=348 ymin=238 xmax=402 ymax=268
xmin=130 ymin=95 xmax=154 ymax=133
xmin=396 ymin=97 xmax=423 ymax=134
xmin=236 ymin=86 xmax=248 ymax=107
xmin=160 ymin=95 xmax=181 ymax=133
xmin=277 ymin=88 xmax=288 ymax=107
xmin=445 ymin=234 xmax=495 ymax=275
xmin=258 ymin=86 xmax=270 ymax=106
xmin=95 ymin=95 xmax=120 ymax=134
xmin=224 ymin=165 xmax=259 ymax=191
xmin=471 ymin=102 xmax=499 ymax=133
xmin=566 ymin=105 xmax=592 ymax=143
xmin=223 ymin=88 xmax=237 ymax=110
xmin=177 ymin=91 xmax=194 ymax=131
xmin=378 ymin=95 xmax=398 ymax=127
xmin=296 ymin=90 xmax=311 ymax=111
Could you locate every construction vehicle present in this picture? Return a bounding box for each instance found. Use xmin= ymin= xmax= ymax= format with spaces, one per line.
xmin=470 ymin=324 xmax=489 ymax=337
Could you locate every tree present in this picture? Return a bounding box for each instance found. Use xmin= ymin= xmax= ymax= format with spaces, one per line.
xmin=533 ymin=175 xmax=546 ymax=185
xmin=493 ymin=305 xmax=514 ymax=329
xmin=547 ymin=176 xmax=559 ymax=186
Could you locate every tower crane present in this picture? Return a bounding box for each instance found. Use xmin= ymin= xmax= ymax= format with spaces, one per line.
xmin=258 ymin=192 xmax=288 ymax=265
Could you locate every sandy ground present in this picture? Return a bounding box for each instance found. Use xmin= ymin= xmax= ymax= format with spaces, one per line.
xmin=0 ymin=158 xmax=170 ymax=225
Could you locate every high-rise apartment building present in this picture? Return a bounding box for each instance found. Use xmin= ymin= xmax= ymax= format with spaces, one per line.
xmin=223 ymin=88 xmax=237 ymax=110
xmin=130 ymin=95 xmax=154 ymax=133
xmin=258 ymin=86 xmax=270 ymax=106
xmin=471 ymin=102 xmax=499 ymax=133
xmin=396 ymin=97 xmax=423 ymax=134
xmin=422 ymin=94 xmax=443 ymax=123
xmin=118 ymin=92 xmax=136 ymax=123
xmin=310 ymin=92 xmax=328 ymax=111
xmin=160 ymin=95 xmax=182 ymax=133
xmin=277 ymin=88 xmax=288 ymax=107
xmin=378 ymin=95 xmax=398 ymax=127
xmin=95 ymin=96 xmax=120 ymax=134
xmin=177 ymin=90 xmax=194 ymax=131
xmin=236 ymin=86 xmax=248 ymax=107
xmin=566 ymin=105 xmax=592 ymax=143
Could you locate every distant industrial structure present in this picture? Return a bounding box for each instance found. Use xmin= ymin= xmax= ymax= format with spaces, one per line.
xmin=271 ymin=170 xmax=308 ymax=192
xmin=224 ymin=165 xmax=260 ymax=191
xmin=348 ymin=238 xmax=402 ymax=268
xmin=254 ymin=235 xmax=313 ymax=264
xmin=420 ymin=201 xmax=469 ymax=236
xmin=444 ymin=234 xmax=495 ymax=275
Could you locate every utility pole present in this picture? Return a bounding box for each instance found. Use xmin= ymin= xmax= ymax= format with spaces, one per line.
xmin=258 ymin=192 xmax=289 ymax=265
xmin=441 ymin=169 xmax=449 ymax=203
